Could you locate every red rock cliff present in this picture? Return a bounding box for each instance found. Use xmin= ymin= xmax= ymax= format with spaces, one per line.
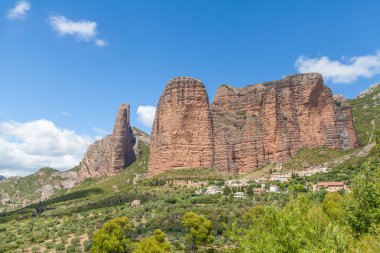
xmin=148 ymin=73 xmax=359 ymax=176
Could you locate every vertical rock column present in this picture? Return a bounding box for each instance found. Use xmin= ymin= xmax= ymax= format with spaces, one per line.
xmin=111 ymin=104 xmax=136 ymax=173
xmin=148 ymin=77 xmax=214 ymax=177
xmin=79 ymin=104 xmax=136 ymax=179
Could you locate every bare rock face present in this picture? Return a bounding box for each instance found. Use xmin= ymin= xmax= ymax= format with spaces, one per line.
xmin=148 ymin=73 xmax=359 ymax=176
xmin=148 ymin=77 xmax=214 ymax=177
xmin=333 ymin=94 xmax=359 ymax=150
xmin=79 ymin=104 xmax=136 ymax=179
xmin=212 ymin=73 xmax=358 ymax=173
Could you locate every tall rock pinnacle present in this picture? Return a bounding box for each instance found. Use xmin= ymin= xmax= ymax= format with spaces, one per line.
xmin=79 ymin=104 xmax=136 ymax=179
xmin=148 ymin=77 xmax=214 ymax=177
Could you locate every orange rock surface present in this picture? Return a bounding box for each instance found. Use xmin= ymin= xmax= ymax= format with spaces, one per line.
xmin=148 ymin=73 xmax=359 ymax=175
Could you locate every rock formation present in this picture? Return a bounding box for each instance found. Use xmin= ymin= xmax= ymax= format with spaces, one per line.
xmin=148 ymin=77 xmax=214 ymax=177
xmin=148 ymin=73 xmax=359 ymax=176
xmin=79 ymin=104 xmax=137 ymax=179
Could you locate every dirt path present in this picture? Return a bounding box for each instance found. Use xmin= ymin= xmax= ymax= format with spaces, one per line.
xmin=368 ymin=119 xmax=376 ymax=143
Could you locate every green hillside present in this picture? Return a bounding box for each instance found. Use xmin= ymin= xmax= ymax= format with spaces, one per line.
xmin=349 ymin=84 xmax=380 ymax=145
xmin=1 ymin=88 xmax=380 ymax=252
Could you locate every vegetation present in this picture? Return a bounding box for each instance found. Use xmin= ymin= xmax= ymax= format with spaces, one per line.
xmin=182 ymin=211 xmax=214 ymax=252
xmin=0 ymin=88 xmax=380 ymax=252
xmin=349 ymin=84 xmax=380 ymax=145
xmin=91 ymin=217 xmax=132 ymax=253
xmin=133 ymin=229 xmax=171 ymax=253
xmin=282 ymin=146 xmax=353 ymax=171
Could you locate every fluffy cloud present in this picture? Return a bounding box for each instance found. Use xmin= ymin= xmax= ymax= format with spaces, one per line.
xmin=137 ymin=106 xmax=156 ymax=128
xmin=0 ymin=119 xmax=94 ymax=176
xmin=49 ymin=15 xmax=108 ymax=47
xmin=7 ymin=1 xmax=31 ymax=20
xmin=295 ymin=51 xmax=380 ymax=84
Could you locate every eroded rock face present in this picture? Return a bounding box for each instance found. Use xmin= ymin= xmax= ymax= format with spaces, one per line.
xmin=148 ymin=77 xmax=214 ymax=177
xmin=212 ymin=73 xmax=358 ymax=173
xmin=79 ymin=104 xmax=136 ymax=179
xmin=148 ymin=73 xmax=359 ymax=175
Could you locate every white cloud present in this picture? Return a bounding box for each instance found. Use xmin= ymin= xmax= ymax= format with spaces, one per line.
xmin=7 ymin=1 xmax=31 ymax=20
xmin=0 ymin=119 xmax=94 ymax=176
xmin=61 ymin=112 xmax=72 ymax=117
xmin=137 ymin=106 xmax=156 ymax=128
xmin=95 ymin=39 xmax=108 ymax=47
xmin=49 ymin=15 xmax=108 ymax=47
xmin=295 ymin=51 xmax=380 ymax=84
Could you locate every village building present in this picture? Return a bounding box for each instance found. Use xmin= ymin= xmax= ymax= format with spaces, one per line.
xmin=170 ymin=180 xmax=205 ymax=188
xmin=269 ymin=185 xmax=280 ymax=193
xmin=204 ymin=185 xmax=223 ymax=195
xmin=234 ymin=192 xmax=246 ymax=199
xmin=225 ymin=179 xmax=249 ymax=187
xmin=312 ymin=182 xmax=349 ymax=192
xmin=270 ymin=173 xmax=292 ymax=182
xmin=254 ymin=178 xmax=267 ymax=188
xmin=253 ymin=188 xmax=266 ymax=195
xmin=296 ymin=167 xmax=328 ymax=177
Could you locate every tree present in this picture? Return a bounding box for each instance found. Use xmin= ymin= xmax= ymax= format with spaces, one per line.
xmin=322 ymin=192 xmax=344 ymax=222
xmin=153 ymin=229 xmax=172 ymax=252
xmin=91 ymin=217 xmax=133 ymax=253
xmin=229 ymin=196 xmax=352 ymax=252
xmin=223 ymin=186 xmax=232 ymax=200
xmin=182 ymin=211 xmax=214 ymax=252
xmin=345 ymin=162 xmax=380 ymax=235
xmin=133 ymin=229 xmax=171 ymax=253
xmin=246 ymin=185 xmax=254 ymax=196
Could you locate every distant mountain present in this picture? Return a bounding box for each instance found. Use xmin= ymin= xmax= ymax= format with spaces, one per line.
xmin=0 ymin=126 xmax=151 ymax=213
xmin=0 ymin=167 xmax=80 ymax=212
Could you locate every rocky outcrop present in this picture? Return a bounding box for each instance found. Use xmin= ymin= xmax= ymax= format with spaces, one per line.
xmin=212 ymin=74 xmax=358 ymax=173
xmin=148 ymin=73 xmax=359 ymax=176
xmin=79 ymin=104 xmax=137 ymax=179
xmin=148 ymin=77 xmax=214 ymax=177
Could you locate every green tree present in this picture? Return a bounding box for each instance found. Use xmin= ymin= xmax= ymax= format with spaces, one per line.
xmin=223 ymin=186 xmax=232 ymax=200
xmin=182 ymin=211 xmax=214 ymax=252
xmin=229 ymin=196 xmax=352 ymax=252
xmin=133 ymin=229 xmax=171 ymax=253
xmin=322 ymin=192 xmax=345 ymax=222
xmin=91 ymin=217 xmax=132 ymax=253
xmin=345 ymin=162 xmax=380 ymax=235
xmin=153 ymin=229 xmax=171 ymax=252
xmin=246 ymin=185 xmax=254 ymax=196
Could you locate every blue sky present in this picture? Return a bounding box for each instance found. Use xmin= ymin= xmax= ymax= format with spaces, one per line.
xmin=1 ymin=0 xmax=380 ymax=176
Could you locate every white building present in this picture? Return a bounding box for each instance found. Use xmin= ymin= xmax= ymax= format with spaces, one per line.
xmin=204 ymin=185 xmax=223 ymax=195
xmin=225 ymin=179 xmax=249 ymax=187
xmin=270 ymin=173 xmax=292 ymax=182
xmin=234 ymin=192 xmax=246 ymax=199
xmin=269 ymin=185 xmax=280 ymax=193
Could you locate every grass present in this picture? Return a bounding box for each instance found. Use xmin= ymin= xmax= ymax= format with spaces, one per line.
xmin=349 ymin=84 xmax=380 ymax=145
xmin=282 ymin=147 xmax=354 ymax=171
xmin=147 ymin=167 xmax=224 ymax=182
